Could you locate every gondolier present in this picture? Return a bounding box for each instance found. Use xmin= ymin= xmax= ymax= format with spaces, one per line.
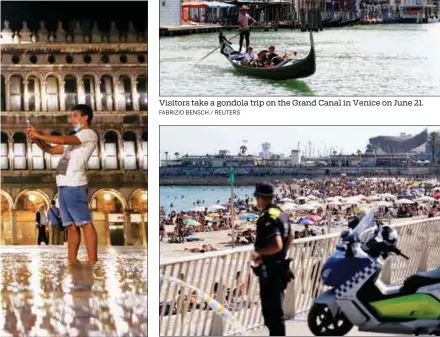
xmin=238 ymin=5 xmax=257 ymax=53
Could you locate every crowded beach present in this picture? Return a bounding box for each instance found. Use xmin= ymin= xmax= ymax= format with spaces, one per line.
xmin=160 ymin=176 xmax=440 ymax=257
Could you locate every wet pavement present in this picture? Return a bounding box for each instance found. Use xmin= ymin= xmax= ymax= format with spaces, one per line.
xmin=0 ymin=246 xmax=147 ymax=337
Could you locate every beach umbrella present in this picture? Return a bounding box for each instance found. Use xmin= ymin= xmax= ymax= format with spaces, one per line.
xmin=380 ymin=193 xmax=396 ymax=200
xmin=239 ymin=213 xmax=258 ymax=220
xmin=183 ymin=219 xmax=200 ymax=226
xmin=281 ymin=197 xmax=294 ymax=203
xmin=208 ymin=212 xmax=219 ymax=217
xmin=433 ymin=187 xmax=440 ymax=192
xmin=366 ymin=195 xmax=381 ymax=201
xmin=395 ymin=199 xmax=414 ymax=205
xmin=238 ymin=205 xmax=247 ymax=210
xmin=434 ymin=193 xmax=440 ymax=200
xmin=281 ymin=203 xmax=297 ymax=212
xmin=193 ymin=206 xmax=206 ymax=212
xmin=298 ymin=204 xmax=319 ymax=211
xmin=307 ymin=195 xmax=319 ymax=201
xmin=347 ymin=182 xmax=356 ymax=188
xmin=341 ymin=173 xmax=347 ymax=177
xmin=415 ymin=196 xmax=435 ymax=203
xmin=375 ymin=201 xmax=393 ymax=207
xmin=208 ymin=205 xmax=226 ymax=212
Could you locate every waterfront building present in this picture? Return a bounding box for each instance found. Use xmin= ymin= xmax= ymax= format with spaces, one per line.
xmin=0 ymin=19 xmax=148 ymax=246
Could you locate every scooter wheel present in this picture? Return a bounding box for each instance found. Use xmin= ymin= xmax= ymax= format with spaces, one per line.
xmin=307 ymin=302 xmax=353 ymax=336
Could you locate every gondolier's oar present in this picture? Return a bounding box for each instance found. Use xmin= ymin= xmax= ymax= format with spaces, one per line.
xmin=196 ymin=23 xmax=257 ymax=64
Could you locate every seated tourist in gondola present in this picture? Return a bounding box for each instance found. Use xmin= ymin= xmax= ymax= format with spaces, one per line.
xmin=240 ymin=45 xmax=256 ymax=66
xmin=264 ymin=45 xmax=283 ymax=66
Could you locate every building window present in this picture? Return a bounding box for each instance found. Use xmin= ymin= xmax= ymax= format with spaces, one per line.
xmin=48 ymin=55 xmax=56 ymax=64
xmin=136 ymin=74 xmax=147 ymax=111
xmin=104 ymin=131 xmax=119 ymax=170
xmin=49 ymin=131 xmax=62 ymax=170
xmin=27 ymin=76 xmax=41 ymax=112
xmin=46 ymin=76 xmax=59 ymax=112
xmin=84 ymin=55 xmax=92 ymax=64
xmin=12 ymin=55 xmax=20 ymax=64
xmin=30 ymin=55 xmax=38 ymax=64
xmin=101 ymin=55 xmax=109 ymax=64
xmin=31 ymin=143 xmax=45 ymax=170
xmin=1 ymin=75 xmax=5 ymax=112
xmin=83 ymin=75 xmax=96 ymax=110
xmin=9 ymin=75 xmax=24 ymax=111
xmin=100 ymin=75 xmax=114 ymax=111
xmin=142 ymin=132 xmax=147 ymax=170
xmin=123 ymin=131 xmax=137 ymax=170
xmin=1 ymin=132 xmax=8 ymax=170
xmin=64 ymin=75 xmax=78 ymax=110
xmin=12 ymin=133 xmax=27 ymax=170
xmin=120 ymin=55 xmax=128 ymax=63
xmin=66 ymin=55 xmax=74 ymax=64
xmin=137 ymin=55 xmax=145 ymax=64
xmin=119 ymin=75 xmax=133 ymax=111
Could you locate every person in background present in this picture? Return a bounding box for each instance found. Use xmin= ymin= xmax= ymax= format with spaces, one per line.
xmin=47 ymin=200 xmax=64 ymax=245
xmin=36 ymin=205 xmax=49 ymax=245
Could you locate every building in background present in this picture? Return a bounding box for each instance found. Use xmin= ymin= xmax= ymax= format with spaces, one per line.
xmin=0 ymin=4 xmax=148 ymax=246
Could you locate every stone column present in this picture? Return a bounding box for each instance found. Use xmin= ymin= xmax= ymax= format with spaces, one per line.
xmin=118 ymin=135 xmax=124 ymax=170
xmin=5 ymin=79 xmax=10 ymax=111
xmin=8 ymin=139 xmax=13 ymax=170
xmin=11 ymin=208 xmax=18 ymax=245
xmin=95 ymin=77 xmax=102 ymax=111
xmin=124 ymin=210 xmax=132 ymax=245
xmin=23 ymin=80 xmax=29 ymax=111
xmin=27 ymin=140 xmax=32 ymax=170
xmin=77 ymin=78 xmax=85 ymax=104
xmin=59 ymin=80 xmax=66 ymax=111
xmin=112 ymin=76 xmax=120 ymax=111
xmin=131 ymin=74 xmax=139 ymax=111
xmin=41 ymin=80 xmax=48 ymax=111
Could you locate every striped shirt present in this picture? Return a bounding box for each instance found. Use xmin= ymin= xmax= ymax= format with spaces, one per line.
xmin=238 ymin=13 xmax=253 ymax=31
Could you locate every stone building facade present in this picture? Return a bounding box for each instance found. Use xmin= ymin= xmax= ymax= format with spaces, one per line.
xmin=0 ymin=19 xmax=148 ymax=246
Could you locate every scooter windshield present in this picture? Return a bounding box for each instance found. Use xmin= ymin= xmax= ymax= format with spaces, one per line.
xmin=353 ymin=206 xmax=377 ymax=243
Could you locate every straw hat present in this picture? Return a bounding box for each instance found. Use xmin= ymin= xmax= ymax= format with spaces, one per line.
xmin=240 ymin=5 xmax=249 ymax=10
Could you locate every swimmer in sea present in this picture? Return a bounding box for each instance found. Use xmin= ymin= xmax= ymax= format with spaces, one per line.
xmin=170 ymin=203 xmax=174 ymax=208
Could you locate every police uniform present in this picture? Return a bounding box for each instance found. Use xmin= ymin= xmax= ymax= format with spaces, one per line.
xmin=253 ymin=183 xmax=292 ymax=336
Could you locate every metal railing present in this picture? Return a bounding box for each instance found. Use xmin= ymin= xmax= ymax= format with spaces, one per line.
xmin=160 ymin=217 xmax=440 ymax=336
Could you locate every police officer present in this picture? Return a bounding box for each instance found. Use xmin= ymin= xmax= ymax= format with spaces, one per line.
xmin=252 ymin=182 xmax=294 ymax=336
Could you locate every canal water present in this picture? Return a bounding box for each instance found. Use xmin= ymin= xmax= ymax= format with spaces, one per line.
xmin=160 ymin=185 xmax=255 ymax=213
xmin=160 ymin=24 xmax=440 ymax=96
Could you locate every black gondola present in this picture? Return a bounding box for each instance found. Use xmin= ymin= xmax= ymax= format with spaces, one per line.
xmin=338 ymin=17 xmax=361 ymax=27
xmin=218 ymin=31 xmax=316 ymax=81
xmin=323 ymin=17 xmax=342 ymax=27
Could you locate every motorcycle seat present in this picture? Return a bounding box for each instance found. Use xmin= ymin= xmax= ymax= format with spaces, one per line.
xmin=401 ymin=267 xmax=440 ymax=295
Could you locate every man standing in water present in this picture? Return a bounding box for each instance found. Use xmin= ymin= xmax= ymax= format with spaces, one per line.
xmin=27 ymin=104 xmax=99 ymax=264
xmin=238 ymin=5 xmax=257 ymax=53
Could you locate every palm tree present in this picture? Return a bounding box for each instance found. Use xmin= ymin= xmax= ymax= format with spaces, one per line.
xmin=429 ymin=131 xmax=439 ymax=166
xmin=239 ymin=145 xmax=247 ymax=156
xmin=356 ymin=149 xmax=362 ymax=157
xmin=174 ymin=152 xmax=180 ymax=159
xmin=366 ymin=144 xmax=374 ymax=154
xmin=332 ymin=150 xmax=337 ymax=156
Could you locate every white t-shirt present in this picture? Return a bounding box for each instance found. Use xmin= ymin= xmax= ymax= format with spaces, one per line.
xmin=56 ymin=129 xmax=98 ymax=187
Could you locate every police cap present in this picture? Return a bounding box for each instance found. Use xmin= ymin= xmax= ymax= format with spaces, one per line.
xmin=254 ymin=182 xmax=275 ymax=197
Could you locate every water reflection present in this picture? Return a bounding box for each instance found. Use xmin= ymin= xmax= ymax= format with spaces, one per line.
xmin=0 ymin=246 xmax=147 ymax=337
